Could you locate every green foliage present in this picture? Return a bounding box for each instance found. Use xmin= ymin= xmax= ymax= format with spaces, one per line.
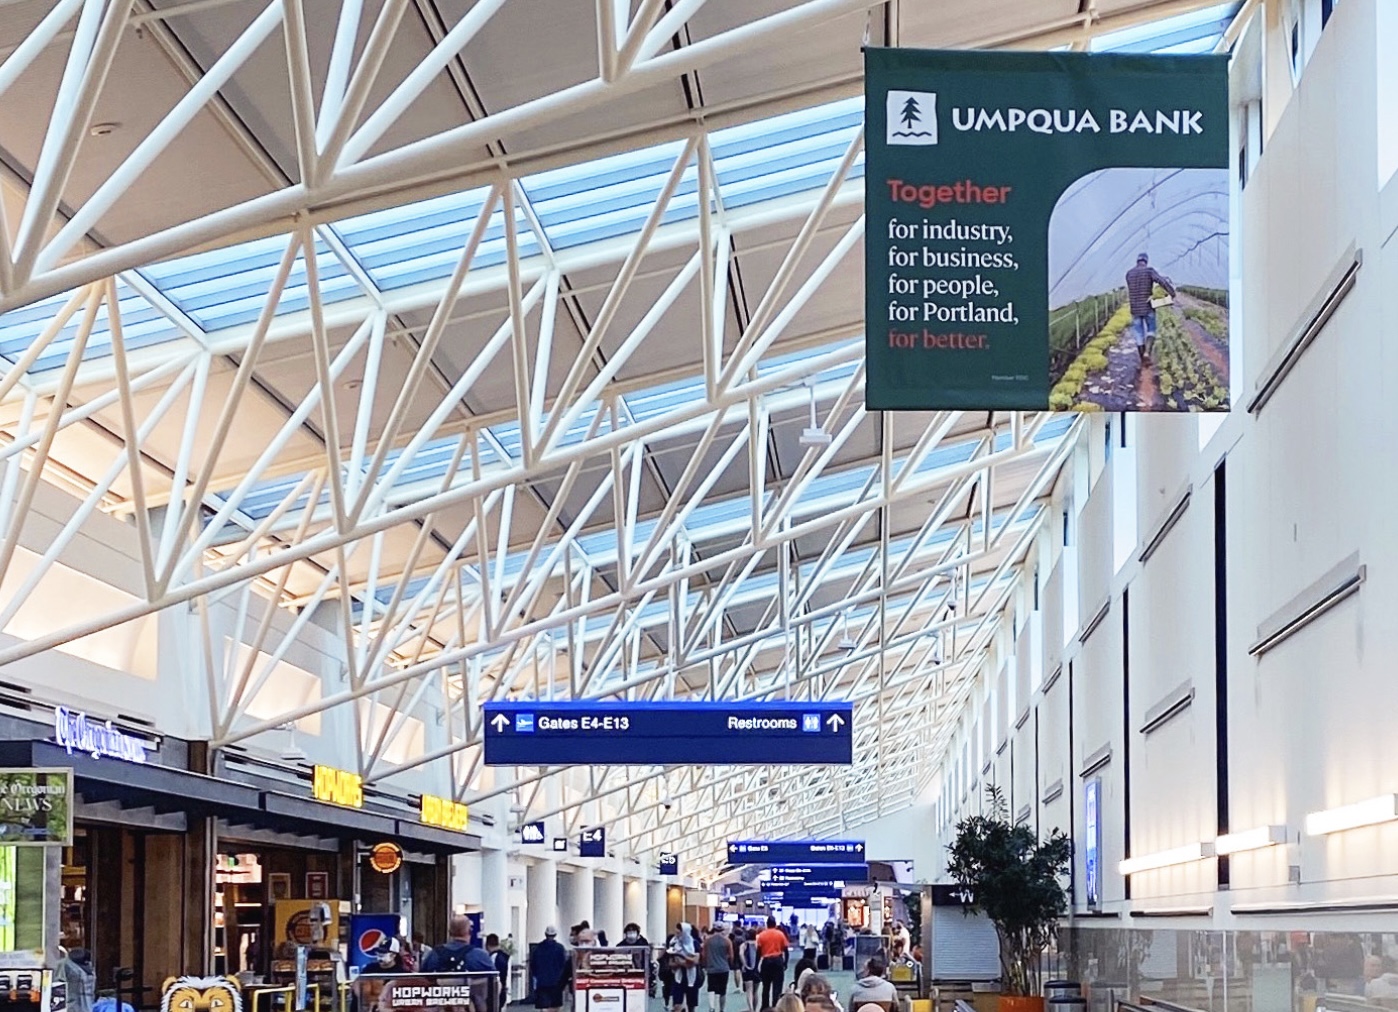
xmin=1150 ymin=313 xmax=1228 ymax=410
xmin=1049 ymin=290 xmax=1125 ymax=358
xmin=947 ymin=786 xmax=1072 ymax=997
xmin=1049 ymin=303 xmax=1132 ymax=411
xmin=1179 ymin=285 xmax=1228 ymax=309
xmin=1183 ymin=305 xmax=1227 ymax=342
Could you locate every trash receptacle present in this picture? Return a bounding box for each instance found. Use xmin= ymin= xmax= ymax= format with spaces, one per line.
xmin=1046 ymin=993 xmax=1086 ymax=1012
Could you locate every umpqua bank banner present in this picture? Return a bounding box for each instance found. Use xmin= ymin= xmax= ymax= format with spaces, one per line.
xmin=864 ymin=49 xmax=1230 ymax=412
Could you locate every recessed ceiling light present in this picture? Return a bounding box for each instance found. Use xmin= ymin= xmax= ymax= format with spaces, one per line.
xmin=89 ymin=122 xmax=121 ymax=137
xmin=346 ymin=379 xmax=363 ymax=390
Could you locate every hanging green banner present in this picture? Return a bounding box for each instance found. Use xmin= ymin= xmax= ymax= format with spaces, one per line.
xmin=0 ymin=768 xmax=73 ymax=846
xmin=864 ymin=49 xmax=1230 ymax=412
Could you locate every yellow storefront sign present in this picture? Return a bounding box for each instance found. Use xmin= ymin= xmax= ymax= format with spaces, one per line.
xmin=313 ymin=765 xmax=363 ymax=808
xmin=420 ymin=793 xmax=468 ymax=831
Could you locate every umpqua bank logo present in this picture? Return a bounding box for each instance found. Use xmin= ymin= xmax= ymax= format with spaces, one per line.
xmin=886 ymin=90 xmax=937 ymax=146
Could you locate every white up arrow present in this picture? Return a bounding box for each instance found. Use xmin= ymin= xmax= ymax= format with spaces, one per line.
xmin=826 ymin=713 xmax=845 ymax=731
xmin=491 ymin=713 xmax=511 ymax=732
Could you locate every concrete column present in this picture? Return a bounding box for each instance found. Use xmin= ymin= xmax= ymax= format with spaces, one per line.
xmin=526 ymin=860 xmax=559 ymax=944
xmin=595 ymin=869 xmax=624 ymax=941
xmin=622 ymin=877 xmax=647 ymax=935
xmin=647 ymin=881 xmax=669 ymax=948
xmin=481 ymin=848 xmax=510 ymax=937
xmin=560 ymin=865 xmax=594 ymax=933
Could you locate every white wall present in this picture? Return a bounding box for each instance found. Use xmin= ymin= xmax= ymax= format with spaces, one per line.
xmin=933 ymin=0 xmax=1398 ymax=930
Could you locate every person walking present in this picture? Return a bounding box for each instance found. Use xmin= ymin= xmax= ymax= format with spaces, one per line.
xmin=666 ymin=922 xmax=701 ymax=1012
xmin=423 ymin=916 xmax=497 ymax=973
xmin=487 ymin=934 xmax=510 ymax=1000
xmin=739 ymin=929 xmax=760 ymax=1012
xmin=1125 ymin=252 xmax=1176 ymax=364
xmin=891 ymin=922 xmax=911 ymax=961
xmin=702 ymin=925 xmax=734 ymax=1012
xmin=792 ymin=949 xmax=818 ymax=993
xmin=756 ymin=917 xmax=790 ymax=1009
xmin=727 ymin=924 xmax=743 ymax=999
xmin=55 ymin=949 xmax=95 ymax=1012
xmin=532 ymin=927 xmax=569 ymax=1012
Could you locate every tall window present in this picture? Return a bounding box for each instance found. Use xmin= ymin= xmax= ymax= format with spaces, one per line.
xmin=1111 ymin=414 xmax=1138 ymax=573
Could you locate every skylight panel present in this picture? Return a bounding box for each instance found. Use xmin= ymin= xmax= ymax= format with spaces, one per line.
xmin=721 ymin=156 xmax=866 ymax=212
xmin=1091 ymin=1 xmax=1238 ymax=52
xmin=521 ymin=139 xmax=700 ymax=252
xmin=337 ymin=192 xmax=539 ymax=292
xmin=710 ymin=97 xmax=864 ymax=211
xmin=0 ymin=277 xmax=190 ymax=372
xmin=142 ymin=236 xmax=361 ymax=331
xmin=626 ymin=377 xmax=709 ymax=421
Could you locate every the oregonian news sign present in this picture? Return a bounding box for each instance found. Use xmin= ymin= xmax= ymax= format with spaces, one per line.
xmin=865 ymin=49 xmax=1230 ymax=413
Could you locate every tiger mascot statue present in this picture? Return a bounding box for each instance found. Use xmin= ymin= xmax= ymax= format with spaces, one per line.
xmin=161 ymin=977 xmax=243 ymax=1012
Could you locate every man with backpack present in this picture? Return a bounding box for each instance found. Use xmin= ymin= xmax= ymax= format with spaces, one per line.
xmin=423 ymin=916 xmax=498 ymax=1011
xmin=424 ymin=916 xmax=498 ymax=973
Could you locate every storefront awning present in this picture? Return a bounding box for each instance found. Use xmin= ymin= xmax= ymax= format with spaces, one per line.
xmin=0 ymin=741 xmax=479 ymax=854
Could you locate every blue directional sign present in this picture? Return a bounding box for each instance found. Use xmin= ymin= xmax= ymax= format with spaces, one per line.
xmin=763 ymin=889 xmax=840 ymax=907
xmin=727 ymin=840 xmax=866 ymax=864
xmin=761 ymin=863 xmax=868 ymax=887
xmin=483 ymin=701 xmax=853 ymax=766
xmin=580 ymin=827 xmax=606 ymax=858
xmin=659 ymin=852 xmax=679 ymax=876
xmin=521 ymin=821 xmax=546 ymax=845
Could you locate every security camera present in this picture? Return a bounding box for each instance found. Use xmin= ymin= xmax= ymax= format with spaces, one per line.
xmin=662 ymin=796 xmax=674 ymax=811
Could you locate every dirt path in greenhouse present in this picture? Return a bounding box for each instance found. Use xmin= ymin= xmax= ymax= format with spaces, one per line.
xmin=1077 ymin=324 xmax=1160 ymax=411
xmin=1174 ymin=293 xmax=1230 ymax=387
xmin=1075 ymin=297 xmax=1226 ymax=411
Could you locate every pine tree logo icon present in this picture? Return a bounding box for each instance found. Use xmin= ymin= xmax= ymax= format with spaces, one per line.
xmin=886 ymin=90 xmax=937 ymax=146
xmin=900 ymin=96 xmax=921 ymax=130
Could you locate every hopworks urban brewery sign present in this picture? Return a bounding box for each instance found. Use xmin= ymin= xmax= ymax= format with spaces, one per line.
xmin=313 ymin=765 xmax=363 ymax=808
xmin=865 ymin=49 xmax=1230 ymax=412
xmin=419 ymin=794 xmax=468 ymax=832
xmin=0 ymin=768 xmax=73 ymax=846
xmin=54 ymin=707 xmax=152 ymax=763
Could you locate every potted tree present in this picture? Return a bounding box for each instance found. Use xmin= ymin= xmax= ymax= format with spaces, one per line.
xmin=946 ymin=786 xmax=1073 ymax=1012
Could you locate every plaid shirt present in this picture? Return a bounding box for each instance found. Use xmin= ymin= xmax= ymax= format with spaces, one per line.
xmin=1126 ymin=264 xmax=1175 ymax=316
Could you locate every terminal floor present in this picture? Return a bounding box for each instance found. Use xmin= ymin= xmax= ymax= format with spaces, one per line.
xmin=646 ymin=969 xmax=858 ymax=1012
xmin=514 ymin=969 xmax=861 ymax=1012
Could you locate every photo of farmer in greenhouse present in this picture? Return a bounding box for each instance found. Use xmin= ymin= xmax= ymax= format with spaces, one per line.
xmin=1047 ymin=167 xmax=1229 ymax=412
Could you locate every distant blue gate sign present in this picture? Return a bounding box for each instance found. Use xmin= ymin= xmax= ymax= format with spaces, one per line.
xmin=728 ymin=840 xmax=866 ymax=864
xmin=580 ymin=827 xmax=605 ymax=858
xmin=483 ymin=701 xmax=853 ymax=766
xmin=659 ymin=853 xmax=679 ymax=876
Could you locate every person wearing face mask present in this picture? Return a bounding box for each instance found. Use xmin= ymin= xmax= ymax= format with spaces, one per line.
xmin=621 ymin=922 xmax=650 ymax=947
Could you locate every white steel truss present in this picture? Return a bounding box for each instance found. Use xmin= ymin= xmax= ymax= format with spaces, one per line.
xmin=0 ymin=0 xmax=1222 ymax=871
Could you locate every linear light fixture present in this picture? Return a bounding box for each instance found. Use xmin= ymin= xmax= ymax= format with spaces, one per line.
xmin=1247 ymin=246 xmax=1362 ymax=414
xmin=1119 ymin=841 xmax=1214 ymax=876
xmin=1305 ymin=795 xmax=1398 ymax=836
xmin=1248 ymin=553 xmax=1365 ymax=657
xmin=1214 ymin=825 xmax=1288 ymax=854
xmin=1139 ymin=484 xmax=1192 ymax=564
